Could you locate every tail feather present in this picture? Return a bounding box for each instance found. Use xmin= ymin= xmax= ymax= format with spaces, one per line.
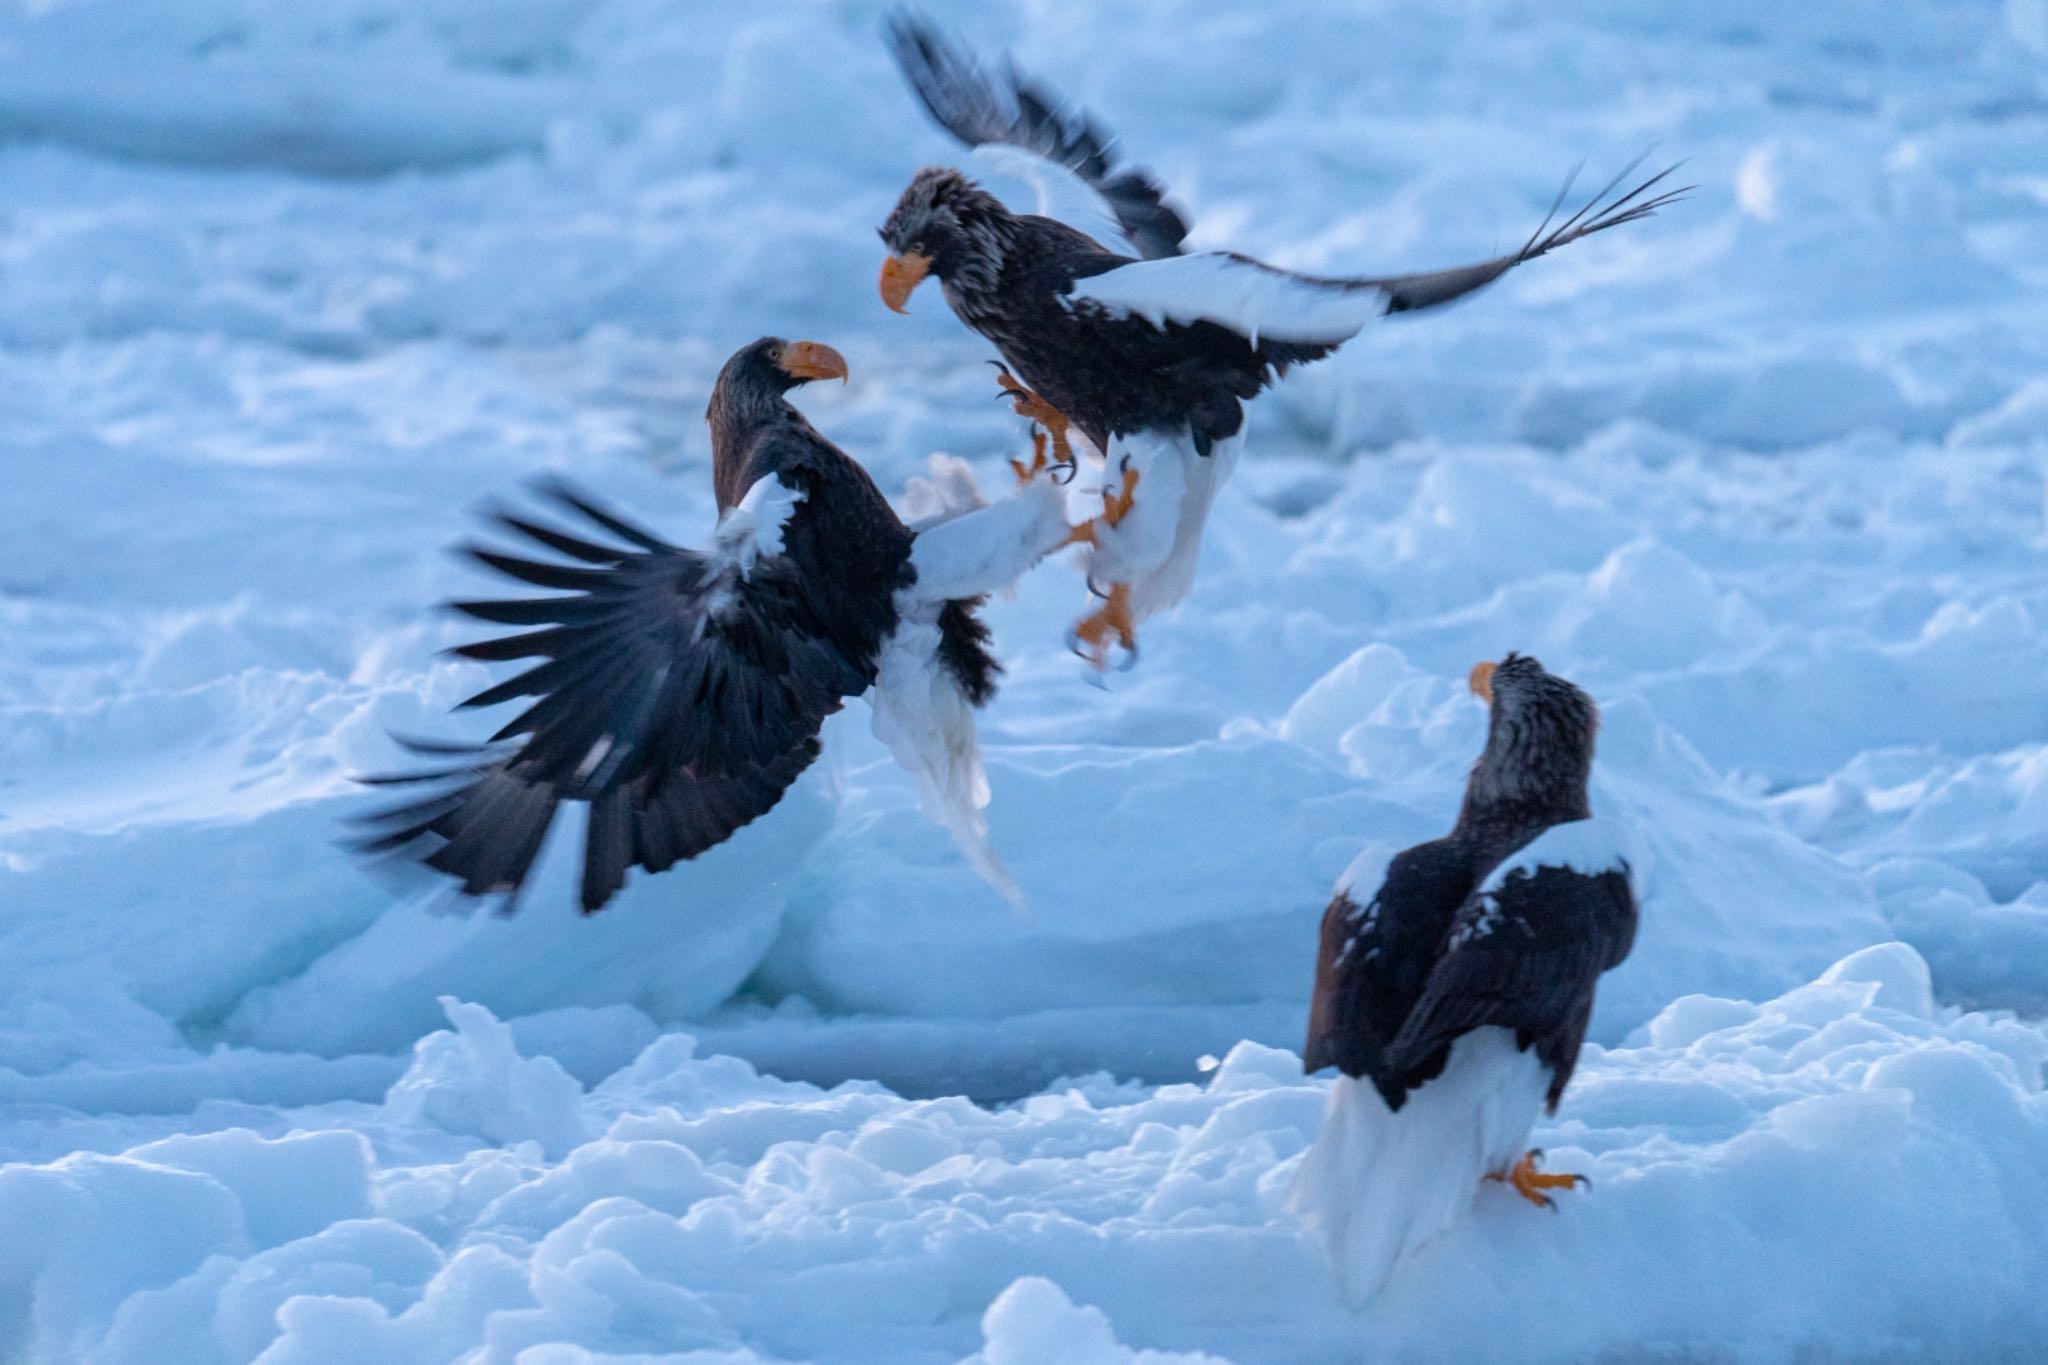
xmin=1287 ymin=1028 xmax=1549 ymax=1304
xmin=870 ymin=609 xmax=1018 ymax=904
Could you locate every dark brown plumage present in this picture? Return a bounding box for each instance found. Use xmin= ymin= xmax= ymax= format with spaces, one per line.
xmin=353 ymin=338 xmax=1004 ymax=913
xmin=881 ymin=16 xmax=1689 ymax=457
xmin=1302 ymin=654 xmax=1638 ymax=1112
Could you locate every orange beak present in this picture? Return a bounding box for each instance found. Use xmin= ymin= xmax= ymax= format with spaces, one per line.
xmin=879 ymin=252 xmax=932 ymax=314
xmin=777 ymin=340 xmax=849 ymax=384
xmin=1468 ymin=660 xmax=1497 ymax=703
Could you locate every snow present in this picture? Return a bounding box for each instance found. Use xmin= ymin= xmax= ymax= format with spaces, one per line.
xmin=4 ymin=0 xmax=2048 ymax=1360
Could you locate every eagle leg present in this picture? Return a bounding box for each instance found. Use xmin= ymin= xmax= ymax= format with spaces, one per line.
xmin=1008 ymin=428 xmax=1053 ymax=484
xmin=1062 ymin=464 xmax=1142 ymax=669
xmin=1067 ymin=581 xmax=1136 ymax=671
xmin=993 ymin=364 xmax=1076 ymax=480
xmin=1059 ymin=461 xmax=1139 ymax=549
xmin=1486 ymin=1149 xmax=1587 ymax=1211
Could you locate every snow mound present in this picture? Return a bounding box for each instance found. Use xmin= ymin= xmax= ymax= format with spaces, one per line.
xmin=0 ymin=959 xmax=2040 ymax=1361
xmin=6 ymin=1 xmax=2048 ymax=1359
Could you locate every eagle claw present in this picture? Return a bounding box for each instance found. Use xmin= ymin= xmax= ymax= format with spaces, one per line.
xmin=1067 ymin=581 xmax=1137 ymax=672
xmin=992 ymin=365 xmax=1076 ymax=472
xmin=1487 ymin=1149 xmax=1588 ymax=1211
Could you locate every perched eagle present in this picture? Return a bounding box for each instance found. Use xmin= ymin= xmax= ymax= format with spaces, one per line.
xmin=880 ymin=16 xmax=1687 ymax=666
xmin=355 ymin=338 xmax=1075 ymax=912
xmin=1288 ymin=653 xmax=1638 ymax=1303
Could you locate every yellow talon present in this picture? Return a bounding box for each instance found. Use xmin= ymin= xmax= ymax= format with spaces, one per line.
xmin=994 ymin=366 xmax=1075 ymax=469
xmin=1485 ymin=1149 xmax=1587 ymax=1210
xmin=1102 ymin=463 xmax=1137 ymax=526
xmin=1059 ymin=463 xmax=1139 ymax=549
xmin=1068 ymin=582 xmax=1136 ymax=670
xmin=1009 ymin=429 xmax=1051 ymax=486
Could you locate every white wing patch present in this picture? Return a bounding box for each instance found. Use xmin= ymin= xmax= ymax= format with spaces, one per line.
xmin=969 ymin=143 xmax=1136 ymax=255
xmin=903 ymin=472 xmax=1071 ymax=604
xmin=898 ymin=453 xmax=988 ymax=532
xmin=1064 ymin=253 xmax=1391 ymax=345
xmin=1333 ymin=890 xmax=1384 ymax=966
xmin=1449 ymin=818 xmax=1637 ymax=951
xmin=712 ymin=473 xmax=806 ymax=577
xmin=1478 ymin=818 xmax=1637 ymax=896
xmin=1446 ymin=893 xmax=1523 ymax=953
xmin=692 ymin=474 xmax=806 ymax=634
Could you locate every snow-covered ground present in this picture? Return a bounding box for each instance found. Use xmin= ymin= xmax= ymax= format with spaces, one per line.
xmin=4 ymin=1 xmax=2047 ymax=1360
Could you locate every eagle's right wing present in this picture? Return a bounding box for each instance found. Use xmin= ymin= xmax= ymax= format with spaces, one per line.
xmin=887 ymin=13 xmax=1189 ymax=260
xmin=1383 ymin=822 xmax=1639 ymax=1103
xmin=353 ymin=476 xmax=877 ymax=912
xmin=1066 ymin=160 xmax=1690 ymax=342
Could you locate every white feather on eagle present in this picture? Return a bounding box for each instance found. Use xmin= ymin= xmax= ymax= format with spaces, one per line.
xmin=870 ymin=460 xmax=1073 ymax=902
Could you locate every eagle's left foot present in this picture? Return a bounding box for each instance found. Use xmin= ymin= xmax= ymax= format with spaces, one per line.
xmin=1063 ymin=463 xmax=1141 ymax=669
xmin=1068 ymin=581 xmax=1136 ymax=671
xmin=1059 ymin=461 xmax=1139 ymax=548
xmin=1486 ymin=1149 xmax=1588 ymax=1211
xmin=992 ymin=364 xmax=1076 ymax=474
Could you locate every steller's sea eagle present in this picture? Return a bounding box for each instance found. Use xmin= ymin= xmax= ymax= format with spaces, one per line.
xmin=878 ymin=15 xmax=1687 ymax=667
xmin=1288 ymin=653 xmax=1639 ymax=1303
xmin=354 ymin=338 xmax=1076 ymax=912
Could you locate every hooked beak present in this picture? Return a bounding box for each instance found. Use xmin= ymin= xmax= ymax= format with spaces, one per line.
xmin=777 ymin=340 xmax=849 ymax=384
xmin=1468 ymin=660 xmax=1496 ymax=703
xmin=879 ymin=252 xmax=932 ymax=314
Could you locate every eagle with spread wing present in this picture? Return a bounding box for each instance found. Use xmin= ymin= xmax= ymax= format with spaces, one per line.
xmin=879 ymin=16 xmax=1687 ymax=667
xmin=1287 ymin=653 xmax=1639 ymax=1303
xmin=355 ymin=338 xmax=1075 ymax=912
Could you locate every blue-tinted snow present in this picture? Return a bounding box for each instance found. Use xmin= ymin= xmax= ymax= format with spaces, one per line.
xmin=2 ymin=1 xmax=2047 ymax=1360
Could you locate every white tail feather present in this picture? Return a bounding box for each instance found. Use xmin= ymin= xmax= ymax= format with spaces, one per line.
xmin=870 ymin=611 xmax=1019 ymax=905
xmin=1287 ymin=1027 xmax=1549 ymax=1304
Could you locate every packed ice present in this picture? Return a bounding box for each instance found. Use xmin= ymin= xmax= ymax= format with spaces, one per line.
xmin=3 ymin=0 xmax=2046 ymax=1361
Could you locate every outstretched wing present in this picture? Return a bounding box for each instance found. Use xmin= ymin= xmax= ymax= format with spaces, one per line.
xmin=352 ymin=477 xmax=881 ymax=913
xmin=887 ymin=12 xmax=1189 ymax=260
xmin=354 ymin=733 xmax=824 ymax=916
xmin=1384 ymin=826 xmax=1638 ymax=1106
xmin=1066 ymin=159 xmax=1691 ymax=344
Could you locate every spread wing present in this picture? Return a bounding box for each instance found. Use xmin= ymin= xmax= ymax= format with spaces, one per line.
xmin=1384 ymin=841 xmax=1637 ymax=1106
xmin=1066 ymin=159 xmax=1690 ymax=343
xmin=352 ymin=477 xmax=882 ymax=913
xmin=887 ymin=12 xmax=1189 ymax=260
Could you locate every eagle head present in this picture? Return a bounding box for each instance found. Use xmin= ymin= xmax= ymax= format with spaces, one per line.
xmin=708 ymin=338 xmax=849 ymax=423
xmin=878 ymin=167 xmax=1007 ymax=310
xmin=1465 ymin=653 xmax=1599 ymax=814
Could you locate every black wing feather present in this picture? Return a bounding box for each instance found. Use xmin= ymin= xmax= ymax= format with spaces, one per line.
xmin=1384 ymin=863 xmax=1637 ymax=1107
xmin=887 ymin=13 xmax=1190 ymax=259
xmin=1302 ymin=840 xmax=1476 ymax=1105
xmin=355 ymin=479 xmax=888 ymax=913
xmin=1374 ymin=159 xmax=1692 ymax=315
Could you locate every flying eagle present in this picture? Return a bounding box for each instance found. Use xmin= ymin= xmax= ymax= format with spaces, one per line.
xmin=879 ymin=16 xmax=1687 ymax=666
xmin=1287 ymin=653 xmax=1638 ymax=1303
xmin=355 ymin=338 xmax=1075 ymax=912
